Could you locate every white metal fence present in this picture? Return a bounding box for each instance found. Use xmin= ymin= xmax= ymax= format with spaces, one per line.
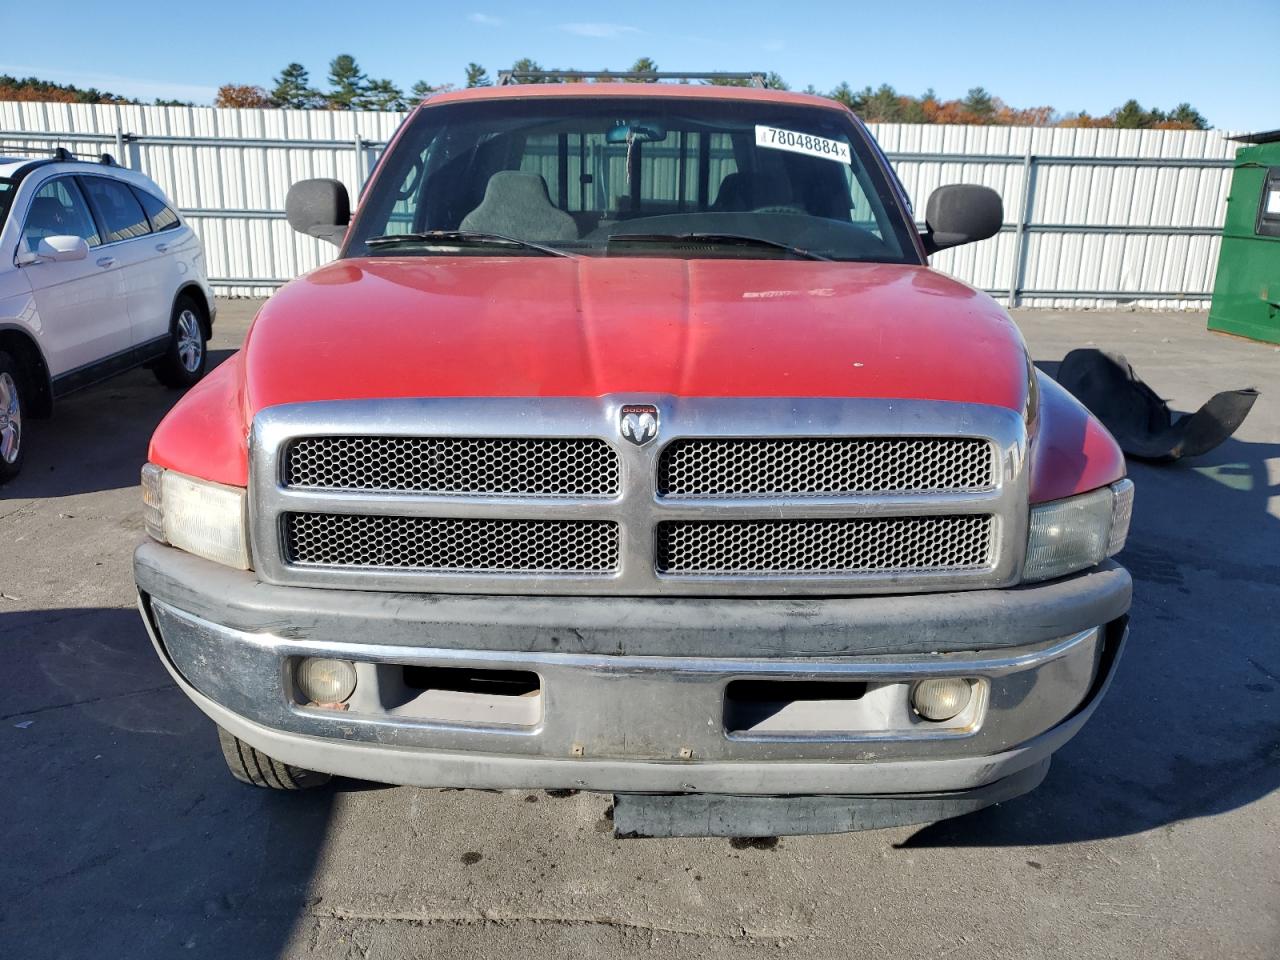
xmin=1 ymin=101 xmax=1238 ymax=308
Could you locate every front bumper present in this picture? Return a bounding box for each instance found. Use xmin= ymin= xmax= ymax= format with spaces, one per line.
xmin=135 ymin=541 xmax=1130 ymax=798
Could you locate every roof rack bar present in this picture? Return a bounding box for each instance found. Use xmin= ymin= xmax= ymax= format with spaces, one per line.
xmin=497 ymin=70 xmax=769 ymax=88
xmin=0 ymin=143 xmax=117 ymax=165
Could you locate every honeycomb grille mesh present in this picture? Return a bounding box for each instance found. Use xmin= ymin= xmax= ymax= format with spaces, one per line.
xmin=657 ymin=515 xmax=992 ymax=576
xmin=286 ymin=437 xmax=620 ymax=497
xmin=285 ymin=513 xmax=619 ymax=573
xmin=658 ymin=437 xmax=994 ymax=498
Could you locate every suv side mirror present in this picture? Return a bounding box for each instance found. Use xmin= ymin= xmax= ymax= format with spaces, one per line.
xmin=16 ymin=235 xmax=90 ymax=265
xmin=921 ymin=185 xmax=1003 ymax=254
xmin=286 ymin=179 xmax=351 ymax=246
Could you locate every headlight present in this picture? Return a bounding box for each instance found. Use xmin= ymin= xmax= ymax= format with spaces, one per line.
xmin=141 ymin=464 xmax=251 ymax=570
xmin=1023 ymin=479 xmax=1133 ymax=582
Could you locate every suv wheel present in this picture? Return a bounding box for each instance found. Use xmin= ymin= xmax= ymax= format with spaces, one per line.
xmin=154 ymin=296 xmax=208 ymax=388
xmin=0 ymin=352 xmax=25 ymax=483
xmin=216 ymin=726 xmax=332 ymax=790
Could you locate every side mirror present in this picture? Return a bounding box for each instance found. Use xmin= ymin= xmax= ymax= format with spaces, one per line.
xmin=286 ymin=178 xmax=350 ymax=246
xmin=921 ymin=185 xmax=1003 ymax=254
xmin=16 ymin=235 xmax=90 ymax=265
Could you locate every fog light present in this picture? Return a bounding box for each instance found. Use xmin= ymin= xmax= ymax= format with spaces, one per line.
xmin=296 ymin=658 xmax=357 ymax=705
xmin=911 ymin=678 xmax=973 ymax=721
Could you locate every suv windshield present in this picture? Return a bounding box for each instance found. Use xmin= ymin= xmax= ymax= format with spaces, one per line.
xmin=346 ymin=97 xmax=919 ymax=263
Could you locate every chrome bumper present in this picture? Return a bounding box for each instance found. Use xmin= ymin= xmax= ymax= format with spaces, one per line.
xmin=136 ymin=542 xmax=1129 ymax=796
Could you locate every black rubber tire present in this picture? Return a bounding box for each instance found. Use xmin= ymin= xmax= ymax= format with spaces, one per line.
xmin=153 ymin=295 xmax=208 ymax=389
xmin=216 ymin=725 xmax=332 ymax=790
xmin=0 ymin=351 xmax=27 ymax=485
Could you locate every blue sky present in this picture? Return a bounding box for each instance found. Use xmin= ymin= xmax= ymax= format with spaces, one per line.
xmin=3 ymin=0 xmax=1275 ymax=130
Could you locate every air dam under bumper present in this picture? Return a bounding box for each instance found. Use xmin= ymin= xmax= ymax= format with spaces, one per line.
xmin=135 ymin=541 xmax=1129 ymax=802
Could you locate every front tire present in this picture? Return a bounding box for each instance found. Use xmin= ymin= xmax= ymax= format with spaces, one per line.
xmin=0 ymin=352 xmax=26 ymax=484
xmin=154 ymin=296 xmax=208 ymax=388
xmin=217 ymin=726 xmax=332 ymax=791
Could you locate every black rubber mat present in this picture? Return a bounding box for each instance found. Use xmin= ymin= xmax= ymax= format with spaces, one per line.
xmin=1055 ymin=348 xmax=1258 ymax=462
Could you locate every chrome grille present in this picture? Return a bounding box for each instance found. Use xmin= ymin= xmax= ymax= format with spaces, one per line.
xmin=251 ymin=398 xmax=1027 ymax=596
xmin=286 ymin=436 xmax=619 ymax=497
xmin=657 ymin=516 xmax=993 ymax=576
xmin=658 ymin=437 xmax=994 ymax=498
xmin=285 ymin=513 xmax=619 ymax=573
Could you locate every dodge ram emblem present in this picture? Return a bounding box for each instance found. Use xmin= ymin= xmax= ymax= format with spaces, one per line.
xmin=619 ymin=404 xmax=659 ymax=446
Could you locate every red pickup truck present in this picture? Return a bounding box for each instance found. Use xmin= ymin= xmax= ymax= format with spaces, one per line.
xmin=133 ymin=82 xmax=1133 ymax=837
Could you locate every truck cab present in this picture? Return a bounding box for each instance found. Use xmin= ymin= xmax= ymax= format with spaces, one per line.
xmin=134 ymin=81 xmax=1132 ymax=837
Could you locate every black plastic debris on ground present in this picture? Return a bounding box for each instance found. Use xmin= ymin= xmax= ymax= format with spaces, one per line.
xmin=1055 ymin=348 xmax=1258 ymax=462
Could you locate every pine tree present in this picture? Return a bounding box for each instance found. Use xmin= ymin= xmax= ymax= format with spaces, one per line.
xmin=271 ymin=63 xmax=318 ymax=109
xmin=510 ymin=58 xmax=547 ymax=82
xmin=360 ymin=78 xmax=406 ymax=111
xmin=963 ymin=86 xmax=995 ymax=121
xmin=326 ymin=54 xmax=367 ymax=109
xmin=628 ymin=57 xmax=658 ymax=82
xmin=464 ymin=63 xmax=491 ymax=88
xmin=864 ymin=84 xmax=905 ymax=122
xmin=1113 ymin=99 xmax=1150 ymax=128
xmin=829 ymin=82 xmax=858 ymax=109
xmin=1168 ymin=103 xmax=1208 ymax=130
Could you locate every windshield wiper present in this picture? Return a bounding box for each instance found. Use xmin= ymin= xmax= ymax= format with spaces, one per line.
xmin=364 ymin=230 xmax=576 ymax=258
xmin=607 ymin=232 xmax=830 ymax=261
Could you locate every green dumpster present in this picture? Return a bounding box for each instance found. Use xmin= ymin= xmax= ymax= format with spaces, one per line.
xmin=1208 ymin=130 xmax=1280 ymax=344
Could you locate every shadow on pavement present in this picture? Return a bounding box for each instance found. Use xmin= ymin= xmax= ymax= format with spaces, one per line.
xmin=0 ymin=348 xmax=235 ymax=500
xmin=901 ymin=432 xmax=1280 ymax=847
xmin=1 ymin=605 xmax=342 ymax=959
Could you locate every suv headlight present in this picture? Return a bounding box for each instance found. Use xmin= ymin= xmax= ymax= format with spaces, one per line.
xmin=1023 ymin=479 xmax=1133 ymax=583
xmin=141 ymin=464 xmax=251 ymax=570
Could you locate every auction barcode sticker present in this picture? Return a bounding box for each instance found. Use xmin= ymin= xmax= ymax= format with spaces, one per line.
xmin=755 ymin=125 xmax=851 ymax=163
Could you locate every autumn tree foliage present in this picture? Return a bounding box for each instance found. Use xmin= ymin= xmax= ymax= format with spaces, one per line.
xmin=214 ymin=84 xmax=272 ymax=108
xmin=0 ymin=74 xmax=131 ymax=104
xmin=0 ymin=60 xmax=1213 ymax=129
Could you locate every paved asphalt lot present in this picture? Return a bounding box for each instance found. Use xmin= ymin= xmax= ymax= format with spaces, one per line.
xmin=2 ymin=299 xmax=1277 ymax=959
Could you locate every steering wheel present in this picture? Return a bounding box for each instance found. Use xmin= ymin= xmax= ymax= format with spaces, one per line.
xmin=752 ymin=204 xmax=806 ymax=216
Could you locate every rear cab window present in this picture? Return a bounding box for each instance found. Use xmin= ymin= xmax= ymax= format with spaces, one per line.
xmin=81 ymin=176 xmax=152 ymax=243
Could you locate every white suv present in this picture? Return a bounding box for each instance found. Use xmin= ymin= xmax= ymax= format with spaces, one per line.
xmin=0 ymin=151 xmax=214 ymax=482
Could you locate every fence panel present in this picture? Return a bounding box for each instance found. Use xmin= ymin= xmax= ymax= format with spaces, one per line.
xmin=1 ymin=102 xmax=1238 ymax=307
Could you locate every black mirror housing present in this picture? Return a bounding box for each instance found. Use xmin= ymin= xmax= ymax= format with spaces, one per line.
xmin=286 ymin=178 xmax=351 ymax=246
xmin=922 ymin=184 xmax=1003 ymax=254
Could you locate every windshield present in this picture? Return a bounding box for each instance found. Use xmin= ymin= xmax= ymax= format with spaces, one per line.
xmin=346 ymin=97 xmax=919 ymax=263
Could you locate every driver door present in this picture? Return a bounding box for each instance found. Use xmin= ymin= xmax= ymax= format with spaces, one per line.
xmin=18 ymin=175 xmax=130 ymax=379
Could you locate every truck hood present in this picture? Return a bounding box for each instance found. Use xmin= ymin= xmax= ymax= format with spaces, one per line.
xmin=241 ymin=256 xmax=1030 ymax=416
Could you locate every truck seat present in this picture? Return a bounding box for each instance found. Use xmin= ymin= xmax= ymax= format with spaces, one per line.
xmin=460 ymin=171 xmax=579 ymax=241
